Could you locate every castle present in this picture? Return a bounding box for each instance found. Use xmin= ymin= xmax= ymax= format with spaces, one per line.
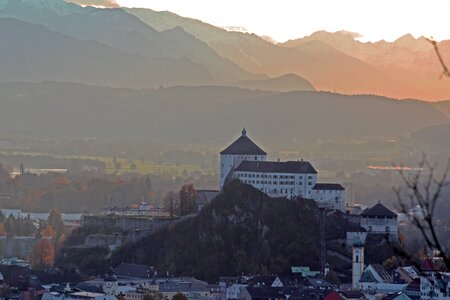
xmin=220 ymin=129 xmax=345 ymax=211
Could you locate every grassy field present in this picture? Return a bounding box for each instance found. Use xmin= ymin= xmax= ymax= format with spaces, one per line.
xmin=0 ymin=150 xmax=213 ymax=177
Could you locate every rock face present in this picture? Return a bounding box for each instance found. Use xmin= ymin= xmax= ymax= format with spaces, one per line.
xmin=113 ymin=181 xmax=354 ymax=281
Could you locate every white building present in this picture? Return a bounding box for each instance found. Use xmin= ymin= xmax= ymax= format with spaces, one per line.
xmin=311 ymin=183 xmax=345 ymax=211
xmin=360 ymin=202 xmax=398 ymax=236
xmin=220 ymin=129 xmax=345 ymax=211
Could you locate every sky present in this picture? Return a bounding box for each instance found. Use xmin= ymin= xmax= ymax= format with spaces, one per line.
xmin=114 ymin=0 xmax=450 ymax=42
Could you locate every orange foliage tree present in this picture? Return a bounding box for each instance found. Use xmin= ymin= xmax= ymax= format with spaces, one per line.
xmin=30 ymin=238 xmax=55 ymax=270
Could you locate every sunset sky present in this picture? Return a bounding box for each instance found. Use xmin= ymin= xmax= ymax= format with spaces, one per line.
xmin=115 ymin=0 xmax=450 ymax=42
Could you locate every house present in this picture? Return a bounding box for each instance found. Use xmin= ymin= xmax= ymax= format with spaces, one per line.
xmin=404 ymin=278 xmax=420 ymax=300
xmin=357 ymin=264 xmax=407 ymax=293
xmin=419 ymin=258 xmax=450 ymax=300
xmin=220 ymin=129 xmax=346 ymax=211
xmin=41 ymin=284 xmax=116 ymax=300
xmin=323 ymin=291 xmax=345 ymax=300
xmin=360 ymin=202 xmax=398 ymax=237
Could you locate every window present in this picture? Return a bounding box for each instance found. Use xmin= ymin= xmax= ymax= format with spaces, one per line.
xmin=385 ymin=226 xmax=390 ymax=232
xmin=355 ymin=255 xmax=359 ymax=263
xmin=255 ymin=156 xmax=258 ymax=160
xmin=368 ymin=226 xmax=372 ymax=232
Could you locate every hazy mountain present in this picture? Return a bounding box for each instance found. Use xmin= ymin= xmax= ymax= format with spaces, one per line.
xmin=126 ymin=7 xmax=450 ymax=101
xmin=410 ymin=123 xmax=450 ymax=147
xmin=0 ymin=18 xmax=212 ymax=88
xmin=0 ymin=82 xmax=445 ymax=145
xmin=0 ymin=0 xmax=255 ymax=83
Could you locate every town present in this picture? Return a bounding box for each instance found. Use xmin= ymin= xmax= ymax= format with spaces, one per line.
xmin=0 ymin=130 xmax=446 ymax=300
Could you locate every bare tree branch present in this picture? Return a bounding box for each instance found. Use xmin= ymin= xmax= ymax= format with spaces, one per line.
xmin=393 ymin=155 xmax=450 ymax=269
xmin=427 ymin=38 xmax=450 ymax=79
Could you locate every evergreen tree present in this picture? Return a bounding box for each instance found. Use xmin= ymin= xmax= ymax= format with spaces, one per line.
xmin=47 ymin=210 xmax=65 ymax=239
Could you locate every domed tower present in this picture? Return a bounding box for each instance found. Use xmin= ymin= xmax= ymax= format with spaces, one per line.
xmin=219 ymin=129 xmax=267 ymax=189
xmin=352 ymin=238 xmax=365 ymax=289
xmin=103 ymin=267 xmax=119 ymax=296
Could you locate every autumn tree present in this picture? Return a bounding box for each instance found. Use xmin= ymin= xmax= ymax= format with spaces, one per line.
xmin=179 ymin=184 xmax=197 ymax=216
xmin=40 ymin=224 xmax=57 ymax=239
xmin=30 ymin=238 xmax=55 ymax=270
xmin=47 ymin=209 xmax=65 ymax=239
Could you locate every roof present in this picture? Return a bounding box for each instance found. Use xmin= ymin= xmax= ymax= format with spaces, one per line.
xmin=420 ymin=258 xmax=439 ymax=272
xmin=361 ymin=202 xmax=397 ymax=218
xmin=246 ymin=275 xmax=278 ymax=287
xmin=114 ymin=263 xmax=149 ymax=278
xmin=339 ymin=290 xmax=366 ymax=299
xmin=220 ymin=129 xmax=267 ymax=155
xmin=235 ymin=161 xmax=317 ymax=174
xmin=312 ymin=183 xmax=345 ymax=191
xmin=245 ymin=286 xmax=285 ymax=299
xmin=383 ymin=292 xmax=407 ymax=300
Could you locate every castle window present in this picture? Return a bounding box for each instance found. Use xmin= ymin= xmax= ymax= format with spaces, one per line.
xmin=385 ymin=226 xmax=390 ymax=232
xmin=255 ymin=156 xmax=258 ymax=160
xmin=355 ymin=255 xmax=359 ymax=263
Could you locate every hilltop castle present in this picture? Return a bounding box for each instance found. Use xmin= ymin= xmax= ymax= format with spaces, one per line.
xmin=220 ymin=129 xmax=345 ymax=211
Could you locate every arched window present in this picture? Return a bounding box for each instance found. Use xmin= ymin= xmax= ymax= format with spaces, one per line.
xmin=355 ymin=255 xmax=359 ymax=263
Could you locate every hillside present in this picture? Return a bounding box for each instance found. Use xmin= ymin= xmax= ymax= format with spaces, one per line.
xmin=0 ymin=82 xmax=446 ymax=144
xmin=112 ymin=180 xmax=352 ymax=280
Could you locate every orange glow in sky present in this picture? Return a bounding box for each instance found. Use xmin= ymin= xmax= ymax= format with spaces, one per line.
xmin=116 ymin=0 xmax=450 ymax=42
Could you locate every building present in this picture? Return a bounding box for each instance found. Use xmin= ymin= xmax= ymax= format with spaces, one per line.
xmin=360 ymin=202 xmax=398 ymax=236
xmin=311 ymin=184 xmax=346 ymax=211
xmin=220 ymin=130 xmax=346 ymax=211
xmin=419 ymin=258 xmax=450 ymax=300
xmin=352 ymin=239 xmax=364 ymax=289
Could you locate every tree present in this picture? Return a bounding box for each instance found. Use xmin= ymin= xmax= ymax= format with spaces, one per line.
xmin=172 ymin=293 xmax=188 ymax=300
xmin=40 ymin=225 xmax=57 ymax=239
xmin=394 ymin=156 xmax=450 ymax=269
xmin=179 ymin=184 xmax=197 ymax=216
xmin=30 ymin=238 xmax=55 ymax=270
xmin=47 ymin=210 xmax=65 ymax=239
xmin=164 ymin=191 xmax=178 ymax=218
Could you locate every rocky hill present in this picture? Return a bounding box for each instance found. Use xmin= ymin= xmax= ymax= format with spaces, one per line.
xmin=112 ymin=181 xmax=354 ymax=281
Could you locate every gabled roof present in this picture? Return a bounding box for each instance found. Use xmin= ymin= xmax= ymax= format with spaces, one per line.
xmin=312 ymin=183 xmax=345 ymax=191
xmin=220 ymin=129 xmax=267 ymax=155
xmin=361 ymin=202 xmax=397 ymax=218
xmin=235 ymin=161 xmax=317 ymax=174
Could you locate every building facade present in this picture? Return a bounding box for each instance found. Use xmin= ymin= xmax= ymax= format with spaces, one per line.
xmin=360 ymin=202 xmax=398 ymax=236
xmin=220 ymin=130 xmax=345 ymax=210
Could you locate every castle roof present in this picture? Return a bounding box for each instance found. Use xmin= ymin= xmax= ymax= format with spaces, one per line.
xmin=361 ymin=202 xmax=397 ymax=218
xmin=312 ymin=183 xmax=345 ymax=191
xmin=220 ymin=129 xmax=267 ymax=155
xmin=235 ymin=160 xmax=317 ymax=174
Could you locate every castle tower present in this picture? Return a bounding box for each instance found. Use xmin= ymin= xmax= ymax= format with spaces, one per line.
xmin=219 ymin=129 xmax=267 ymax=189
xmin=352 ymin=238 xmax=364 ymax=289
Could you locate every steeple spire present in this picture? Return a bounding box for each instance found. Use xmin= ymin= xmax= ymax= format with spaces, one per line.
xmin=242 ymin=128 xmax=247 ymax=136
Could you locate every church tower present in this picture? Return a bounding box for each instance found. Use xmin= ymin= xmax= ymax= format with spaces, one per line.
xmin=352 ymin=238 xmax=364 ymax=289
xmin=219 ymin=129 xmax=267 ymax=189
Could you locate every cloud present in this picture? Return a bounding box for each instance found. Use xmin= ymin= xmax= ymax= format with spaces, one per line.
xmin=66 ymin=0 xmax=120 ymax=8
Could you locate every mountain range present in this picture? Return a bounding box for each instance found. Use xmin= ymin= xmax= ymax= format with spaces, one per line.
xmin=0 ymin=82 xmax=446 ymax=145
xmin=0 ymin=0 xmax=449 ymax=99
